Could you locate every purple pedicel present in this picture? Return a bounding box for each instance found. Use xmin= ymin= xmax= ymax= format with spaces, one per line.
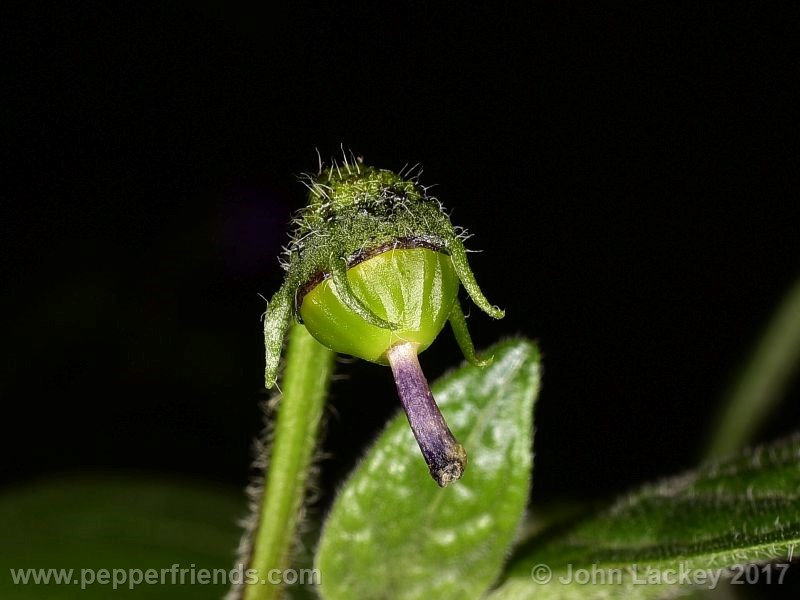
xmin=387 ymin=342 xmax=467 ymax=487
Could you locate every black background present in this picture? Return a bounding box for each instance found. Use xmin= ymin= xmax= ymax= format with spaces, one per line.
xmin=3 ymin=0 xmax=799 ymax=557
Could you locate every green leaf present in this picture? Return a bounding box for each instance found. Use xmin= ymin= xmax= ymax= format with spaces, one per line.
xmin=0 ymin=475 xmax=245 ymax=599
xmin=315 ymin=338 xmax=541 ymax=600
xmin=492 ymin=433 xmax=800 ymax=599
xmin=705 ymin=277 xmax=800 ymax=459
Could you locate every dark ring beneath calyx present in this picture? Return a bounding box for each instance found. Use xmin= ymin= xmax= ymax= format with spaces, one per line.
xmin=294 ymin=236 xmax=449 ymax=314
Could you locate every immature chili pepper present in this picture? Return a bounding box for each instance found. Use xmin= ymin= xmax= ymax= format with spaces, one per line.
xmin=263 ymin=154 xmax=503 ymax=486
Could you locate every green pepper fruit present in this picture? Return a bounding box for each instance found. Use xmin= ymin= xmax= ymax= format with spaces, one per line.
xmin=300 ymin=247 xmax=459 ymax=363
xmin=264 ymin=155 xmax=504 ymax=485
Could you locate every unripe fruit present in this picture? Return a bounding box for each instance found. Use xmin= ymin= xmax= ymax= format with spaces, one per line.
xmin=263 ymin=154 xmax=504 ymax=485
xmin=300 ymin=248 xmax=459 ymax=363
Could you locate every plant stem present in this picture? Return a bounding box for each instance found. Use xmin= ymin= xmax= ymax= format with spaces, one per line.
xmin=706 ymin=277 xmax=800 ymax=459
xmin=244 ymin=323 xmax=335 ymax=600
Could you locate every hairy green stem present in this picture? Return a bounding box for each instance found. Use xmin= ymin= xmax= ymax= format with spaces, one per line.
xmin=245 ymin=323 xmax=335 ymax=600
xmin=706 ymin=277 xmax=800 ymax=459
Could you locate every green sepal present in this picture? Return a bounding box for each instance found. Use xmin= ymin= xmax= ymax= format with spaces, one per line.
xmin=447 ymin=236 xmax=505 ymax=320
xmin=449 ymin=296 xmax=493 ymax=366
xmin=263 ymin=284 xmax=292 ymax=388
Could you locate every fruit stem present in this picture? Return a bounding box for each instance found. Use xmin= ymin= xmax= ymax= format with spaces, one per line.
xmin=386 ymin=342 xmax=467 ymax=486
